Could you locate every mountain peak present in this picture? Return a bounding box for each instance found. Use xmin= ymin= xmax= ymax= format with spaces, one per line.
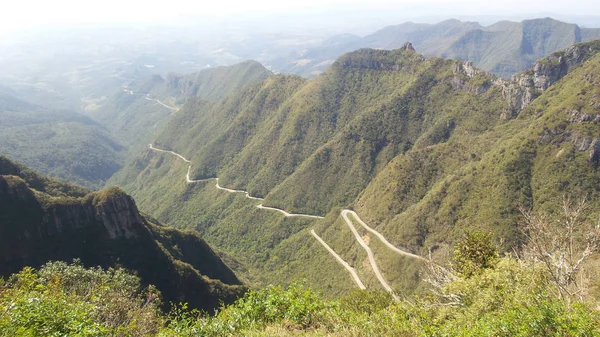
xmin=334 ymin=47 xmax=424 ymax=72
xmin=402 ymin=42 xmax=416 ymax=52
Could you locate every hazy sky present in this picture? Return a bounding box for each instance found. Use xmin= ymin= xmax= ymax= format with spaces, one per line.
xmin=2 ymin=0 xmax=600 ymax=33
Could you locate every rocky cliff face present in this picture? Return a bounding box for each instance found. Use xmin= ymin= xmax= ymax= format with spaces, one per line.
xmin=0 ymin=156 xmax=244 ymax=310
xmin=165 ymin=73 xmax=196 ymax=97
xmin=0 ymin=177 xmax=148 ymax=274
xmin=451 ymin=61 xmax=493 ymax=94
xmin=1 ymin=177 xmax=143 ymax=241
xmin=496 ymin=41 xmax=600 ymax=117
xmin=91 ymin=188 xmax=144 ymax=239
xmin=538 ymin=108 xmax=600 ymax=163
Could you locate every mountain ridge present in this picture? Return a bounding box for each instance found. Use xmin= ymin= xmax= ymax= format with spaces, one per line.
xmin=271 ymin=17 xmax=600 ymax=78
xmin=0 ymin=155 xmax=244 ymax=310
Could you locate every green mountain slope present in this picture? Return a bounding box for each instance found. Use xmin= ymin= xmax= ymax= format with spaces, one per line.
xmin=120 ymin=45 xmax=508 ymax=215
xmin=110 ymin=41 xmax=600 ymax=297
xmin=0 ymin=92 xmax=125 ymax=189
xmin=441 ymin=18 xmax=589 ymax=78
xmin=356 ymin=44 xmax=600 ymax=257
xmin=275 ymin=18 xmax=600 ymax=79
xmin=0 ymin=155 xmax=244 ymax=311
xmin=89 ymin=61 xmax=272 ymax=150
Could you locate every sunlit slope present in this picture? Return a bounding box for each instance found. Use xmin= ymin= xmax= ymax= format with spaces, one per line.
xmin=111 ymin=41 xmax=600 ymax=296
xmin=142 ymin=47 xmax=508 ymax=216
xmin=91 ymin=61 xmax=272 ymax=150
xmin=356 ymin=51 xmax=600 ymax=259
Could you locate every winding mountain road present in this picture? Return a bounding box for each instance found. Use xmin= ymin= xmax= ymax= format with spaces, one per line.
xmin=121 ymin=88 xmax=179 ymax=111
xmin=147 ymin=144 xmax=426 ymax=294
xmin=215 ymin=178 xmax=264 ymax=200
xmin=311 ymin=229 xmax=366 ymax=289
xmin=148 ymin=145 xmax=321 ymax=217
xmin=257 ymin=204 xmax=324 ymax=219
xmin=145 ymin=94 xmax=179 ymax=111
xmin=149 ymin=144 xmax=190 ymax=163
xmin=342 ymin=210 xmax=399 ymax=299
xmin=348 ymin=210 xmax=424 ymax=261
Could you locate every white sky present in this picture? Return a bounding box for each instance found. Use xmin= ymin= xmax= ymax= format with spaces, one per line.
xmin=1 ymin=0 xmax=599 ymax=33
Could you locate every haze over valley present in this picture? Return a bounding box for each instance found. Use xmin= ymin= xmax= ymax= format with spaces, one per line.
xmin=3 ymin=1 xmax=600 ymax=335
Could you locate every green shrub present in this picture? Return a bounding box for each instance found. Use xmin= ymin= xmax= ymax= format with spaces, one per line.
xmin=163 ymin=282 xmax=334 ymax=336
xmin=0 ymin=261 xmax=162 ymax=337
xmin=452 ymin=231 xmax=499 ymax=278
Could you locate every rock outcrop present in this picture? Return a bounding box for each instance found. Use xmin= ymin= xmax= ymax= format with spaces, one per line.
xmin=166 ymin=73 xmax=196 ymax=97
xmin=0 ymin=176 xmax=144 ymax=243
xmin=496 ymin=41 xmax=600 ymax=117
xmin=0 ymin=156 xmax=244 ymax=311
xmin=451 ymin=61 xmax=493 ymax=94
xmin=537 ymin=108 xmax=600 ymax=163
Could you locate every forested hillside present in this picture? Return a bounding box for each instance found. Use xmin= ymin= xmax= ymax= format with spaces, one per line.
xmin=0 ymin=91 xmax=125 ymax=189
xmin=89 ymin=61 xmax=272 ymax=150
xmin=0 ymin=155 xmax=244 ymax=311
xmin=3 ymin=11 xmax=600 ymax=336
xmin=0 ymin=61 xmax=271 ymax=191
xmin=110 ymin=40 xmax=600 ymax=297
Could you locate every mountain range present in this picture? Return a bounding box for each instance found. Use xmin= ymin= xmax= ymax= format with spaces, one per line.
xmin=110 ymin=39 xmax=600 ymax=296
xmin=2 ymin=15 xmax=600 ymax=306
xmin=0 ymin=90 xmax=125 ymax=189
xmin=89 ymin=60 xmax=272 ymax=150
xmin=2 ymin=17 xmax=599 ymax=191
xmin=271 ymin=18 xmax=600 ymax=78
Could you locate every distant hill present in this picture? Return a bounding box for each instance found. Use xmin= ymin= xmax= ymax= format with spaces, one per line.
xmin=270 ymin=18 xmax=600 ymax=78
xmin=0 ymin=61 xmax=271 ymax=191
xmin=0 ymin=155 xmax=244 ymax=311
xmin=111 ymin=40 xmax=600 ymax=296
xmin=0 ymin=92 xmax=125 ymax=189
xmin=89 ymin=61 xmax=272 ymax=151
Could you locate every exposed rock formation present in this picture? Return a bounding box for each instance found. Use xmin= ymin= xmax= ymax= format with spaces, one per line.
xmin=166 ymin=73 xmax=196 ymax=97
xmin=537 ymin=108 xmax=600 ymax=163
xmin=496 ymin=41 xmax=600 ymax=117
xmin=0 ymin=156 xmax=244 ymax=311
xmin=402 ymin=42 xmax=416 ymax=52
xmin=451 ymin=61 xmax=492 ymax=94
xmin=568 ymin=109 xmax=600 ymax=123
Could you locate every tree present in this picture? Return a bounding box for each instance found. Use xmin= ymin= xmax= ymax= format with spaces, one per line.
xmin=520 ymin=197 xmax=600 ymax=305
xmin=423 ymin=231 xmax=499 ymax=307
xmin=452 ymin=231 xmax=499 ymax=278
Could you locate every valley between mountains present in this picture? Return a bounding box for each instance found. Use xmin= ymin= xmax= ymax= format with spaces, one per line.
xmin=4 ymin=12 xmax=600 ymax=335
xmin=147 ymin=143 xmax=421 ymax=297
xmin=111 ymin=40 xmax=600 ymax=296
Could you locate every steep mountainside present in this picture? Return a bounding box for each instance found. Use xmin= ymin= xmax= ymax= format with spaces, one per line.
xmin=272 ymin=18 xmax=600 ymax=78
xmin=116 ymin=44 xmax=508 ymax=215
xmin=0 ymin=92 xmax=125 ymax=189
xmin=0 ymin=155 xmax=243 ymax=310
xmin=89 ymin=61 xmax=272 ymax=150
xmin=111 ymin=41 xmax=600 ymax=297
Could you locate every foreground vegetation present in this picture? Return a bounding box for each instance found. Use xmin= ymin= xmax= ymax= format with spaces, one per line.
xmin=0 ymin=155 xmax=244 ymax=312
xmin=3 ymin=226 xmax=599 ymax=337
xmin=3 ymin=200 xmax=599 ymax=335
